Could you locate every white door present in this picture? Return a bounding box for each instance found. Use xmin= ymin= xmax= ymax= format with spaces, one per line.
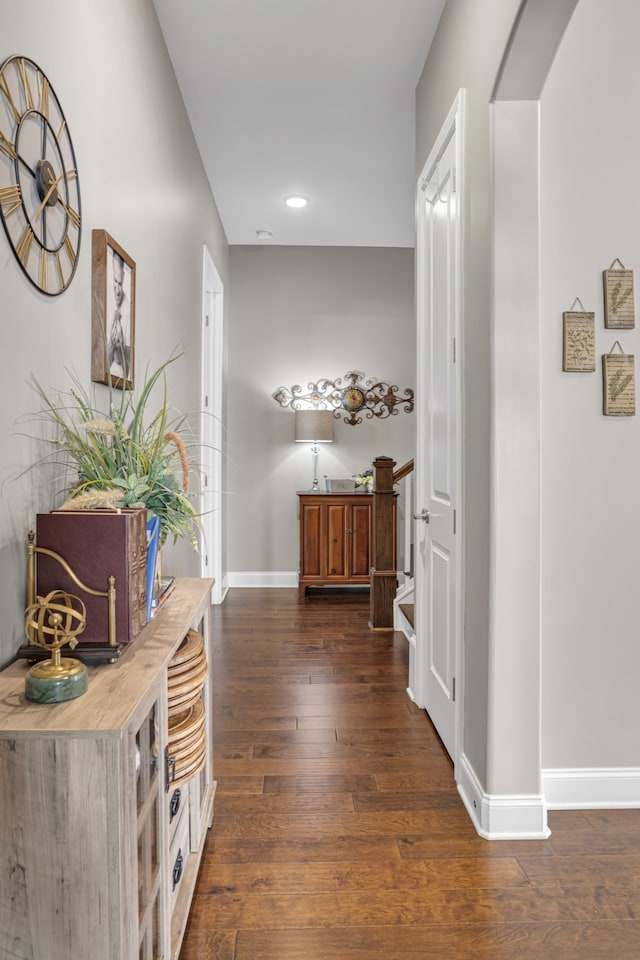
xmin=414 ymin=93 xmax=463 ymax=761
xmin=201 ymin=246 xmax=224 ymax=603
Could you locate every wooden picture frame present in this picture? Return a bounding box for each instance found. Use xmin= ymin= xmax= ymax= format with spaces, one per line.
xmin=603 ymin=260 xmax=635 ymax=329
xmin=91 ymin=229 xmax=136 ymax=390
xmin=562 ymin=310 xmax=595 ymax=372
xmin=602 ymin=342 xmax=635 ymax=416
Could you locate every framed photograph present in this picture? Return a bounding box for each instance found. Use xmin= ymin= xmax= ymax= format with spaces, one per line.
xmin=91 ymin=229 xmax=136 ymax=390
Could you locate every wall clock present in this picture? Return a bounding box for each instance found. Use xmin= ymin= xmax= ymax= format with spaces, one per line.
xmin=0 ymin=56 xmax=81 ymax=296
xmin=341 ymin=386 xmax=366 ymax=413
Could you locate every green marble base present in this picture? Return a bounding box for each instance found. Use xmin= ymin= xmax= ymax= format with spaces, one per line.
xmin=25 ymin=658 xmax=88 ymax=703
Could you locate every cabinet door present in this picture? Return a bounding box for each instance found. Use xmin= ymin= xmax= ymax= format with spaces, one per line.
xmin=349 ymin=502 xmax=372 ymax=578
xmin=136 ymin=696 xmax=164 ymax=960
xmin=0 ymin=735 xmax=124 ymax=960
xmin=326 ymin=502 xmax=348 ymax=578
xmin=300 ymin=502 xmax=324 ymax=578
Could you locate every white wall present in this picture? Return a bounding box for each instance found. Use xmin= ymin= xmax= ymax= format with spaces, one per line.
xmin=540 ymin=0 xmax=640 ymax=769
xmin=226 ymin=245 xmax=415 ymax=579
xmin=0 ymin=1 xmax=228 ymax=667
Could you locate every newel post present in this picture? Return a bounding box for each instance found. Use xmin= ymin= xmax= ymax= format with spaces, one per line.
xmin=369 ymin=455 xmax=397 ymax=629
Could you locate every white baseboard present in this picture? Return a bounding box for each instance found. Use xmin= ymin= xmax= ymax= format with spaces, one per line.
xmin=210 ymin=577 xmax=229 ymax=605
xmin=395 ymin=572 xmax=409 ymax=593
xmin=393 ymin=579 xmax=415 ymax=637
xmin=395 ymin=615 xmax=415 ymax=642
xmin=226 ymin=571 xmax=298 ymax=588
xmin=543 ymin=767 xmax=640 ymax=809
xmin=457 ymin=753 xmax=551 ymax=840
xmin=219 ymin=576 xmax=230 ymax=603
xmin=394 ymin=579 xmax=414 ymax=604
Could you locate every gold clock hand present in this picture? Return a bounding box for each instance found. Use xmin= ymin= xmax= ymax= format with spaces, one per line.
xmin=35 ymin=175 xmax=61 ymax=219
xmin=34 ymin=170 xmax=65 ymax=222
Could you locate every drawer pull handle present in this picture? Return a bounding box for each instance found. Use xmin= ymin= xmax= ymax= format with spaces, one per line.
xmin=172 ymin=849 xmax=184 ymax=890
xmin=166 ymin=751 xmax=176 ymax=790
xmin=169 ymin=788 xmax=181 ymax=822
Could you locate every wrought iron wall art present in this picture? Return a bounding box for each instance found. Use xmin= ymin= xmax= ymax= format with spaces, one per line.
xmin=273 ymin=370 xmax=414 ymax=426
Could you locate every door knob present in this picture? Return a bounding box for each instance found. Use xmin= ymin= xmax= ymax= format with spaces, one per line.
xmin=413 ymin=508 xmax=430 ymax=524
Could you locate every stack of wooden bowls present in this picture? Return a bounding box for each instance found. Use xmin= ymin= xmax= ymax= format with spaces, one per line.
xmin=167 ymin=629 xmax=208 ymax=786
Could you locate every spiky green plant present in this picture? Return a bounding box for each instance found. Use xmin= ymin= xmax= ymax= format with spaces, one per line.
xmin=26 ymin=354 xmax=201 ymax=549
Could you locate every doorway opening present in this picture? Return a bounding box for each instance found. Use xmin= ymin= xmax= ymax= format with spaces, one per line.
xmin=201 ymin=245 xmax=225 ymax=603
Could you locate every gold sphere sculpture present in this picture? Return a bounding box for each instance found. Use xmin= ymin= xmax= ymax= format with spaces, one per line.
xmin=24 ymin=590 xmax=88 ymax=703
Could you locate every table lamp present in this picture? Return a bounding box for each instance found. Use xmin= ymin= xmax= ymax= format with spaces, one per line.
xmin=295 ymin=409 xmax=334 ymax=491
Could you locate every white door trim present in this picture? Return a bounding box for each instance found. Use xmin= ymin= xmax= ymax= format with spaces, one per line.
xmin=414 ymin=89 xmax=465 ymax=770
xmin=201 ymin=245 xmax=225 ymax=604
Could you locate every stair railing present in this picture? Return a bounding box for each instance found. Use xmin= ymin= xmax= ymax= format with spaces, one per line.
xmin=393 ymin=458 xmax=414 ymax=588
xmin=369 ymin=456 xmax=415 ymax=629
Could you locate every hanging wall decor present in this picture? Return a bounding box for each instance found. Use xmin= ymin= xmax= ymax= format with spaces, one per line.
xmin=91 ymin=229 xmax=136 ymax=391
xmin=603 ymin=258 xmax=635 ymax=329
xmin=602 ymin=341 xmax=635 ymax=416
xmin=273 ymin=370 xmax=414 ymax=426
xmin=562 ymin=298 xmax=595 ymax=372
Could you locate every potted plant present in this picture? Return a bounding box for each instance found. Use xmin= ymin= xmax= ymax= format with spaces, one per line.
xmin=26 ymin=354 xmax=201 ymax=552
xmin=354 ymin=468 xmax=374 ymax=493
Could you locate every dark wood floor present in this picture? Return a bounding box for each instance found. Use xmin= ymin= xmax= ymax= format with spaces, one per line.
xmin=180 ymin=588 xmax=640 ymax=959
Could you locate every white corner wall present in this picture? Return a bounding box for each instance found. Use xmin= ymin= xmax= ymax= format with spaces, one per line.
xmin=226 ymin=245 xmax=415 ymax=581
xmin=0 ymin=1 xmax=228 ymax=667
xmin=489 ymin=98 xmax=543 ymax=800
xmin=540 ymin=0 xmax=640 ymax=789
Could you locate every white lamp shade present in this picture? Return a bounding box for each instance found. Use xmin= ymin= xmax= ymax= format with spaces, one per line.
xmin=294 ymin=409 xmax=334 ymax=442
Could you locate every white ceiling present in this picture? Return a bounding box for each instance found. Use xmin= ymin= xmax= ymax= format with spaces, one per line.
xmin=152 ymin=0 xmax=445 ymax=248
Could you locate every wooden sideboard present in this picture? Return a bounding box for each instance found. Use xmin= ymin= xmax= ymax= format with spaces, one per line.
xmin=0 ymin=577 xmax=214 ymax=960
xmin=298 ymin=491 xmax=396 ymax=595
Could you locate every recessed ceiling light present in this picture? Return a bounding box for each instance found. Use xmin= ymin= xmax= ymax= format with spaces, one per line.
xmin=256 ymin=229 xmax=273 ymax=240
xmin=284 ymin=195 xmax=309 ymax=209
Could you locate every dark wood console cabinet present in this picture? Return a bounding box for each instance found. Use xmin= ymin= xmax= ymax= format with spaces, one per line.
xmin=298 ymin=491 xmax=396 ymax=596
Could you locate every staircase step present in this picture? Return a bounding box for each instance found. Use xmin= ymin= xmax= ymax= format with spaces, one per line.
xmin=399 ymin=603 xmax=414 ymax=629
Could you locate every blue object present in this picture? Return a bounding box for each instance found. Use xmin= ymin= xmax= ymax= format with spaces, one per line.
xmin=146 ymin=515 xmax=161 ymax=622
